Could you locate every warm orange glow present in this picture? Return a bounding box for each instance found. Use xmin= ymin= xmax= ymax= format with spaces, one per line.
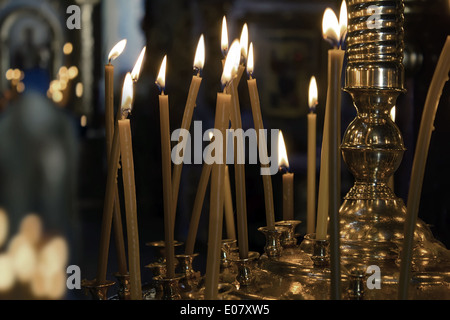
xmin=240 ymin=23 xmax=249 ymax=61
xmin=339 ymin=0 xmax=348 ymax=44
xmin=221 ymin=39 xmax=240 ymax=87
xmin=63 ymin=42 xmax=73 ymax=55
xmin=108 ymin=39 xmax=127 ymax=62
xmin=194 ymin=34 xmax=205 ymax=71
xmin=278 ymin=131 xmax=290 ymax=169
xmin=221 ymin=16 xmax=228 ymax=57
xmin=121 ymin=73 xmax=134 ymax=112
xmin=19 ymin=214 xmax=42 ymax=245
xmin=322 ymin=8 xmax=339 ymax=47
xmin=68 ymin=66 xmax=79 ymax=79
xmin=156 ymin=55 xmax=167 ymax=92
xmin=308 ymin=76 xmax=318 ymax=110
xmin=247 ymin=42 xmax=254 ymax=76
xmin=131 ymin=46 xmax=146 ymax=82
xmin=0 ymin=254 xmax=14 ymax=292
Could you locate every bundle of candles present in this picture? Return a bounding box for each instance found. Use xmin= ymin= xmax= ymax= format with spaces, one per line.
xmin=86 ymin=0 xmax=450 ymax=300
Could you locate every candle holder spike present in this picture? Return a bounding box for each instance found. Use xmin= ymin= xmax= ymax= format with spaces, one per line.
xmin=113 ymin=272 xmax=131 ymax=300
xmin=81 ymin=279 xmax=115 ymax=300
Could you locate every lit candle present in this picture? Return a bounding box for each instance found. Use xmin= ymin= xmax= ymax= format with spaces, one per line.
xmin=221 ymin=16 xmax=228 ymax=62
xmin=321 ymin=2 xmax=347 ymax=300
xmin=204 ymin=48 xmax=234 ymax=300
xmin=227 ymin=39 xmax=249 ymax=259
xmin=388 ymin=106 xmax=396 ymax=190
xmin=278 ymin=131 xmax=294 ymax=221
xmin=307 ymin=76 xmax=318 ymax=234
xmin=131 ymin=46 xmax=146 ymax=86
xmin=247 ymin=42 xmax=276 ymax=229
xmin=118 ymin=73 xmax=142 ymax=300
xmin=156 ymin=55 xmax=176 ymax=279
xmin=185 ymin=132 xmax=213 ymax=255
xmin=316 ymin=5 xmax=346 ymax=240
xmin=172 ymin=35 xmax=205 ymax=227
xmin=96 ymin=40 xmax=127 ymax=283
xmin=105 ymin=40 xmax=128 ymax=276
xmin=399 ymin=36 xmax=450 ymax=300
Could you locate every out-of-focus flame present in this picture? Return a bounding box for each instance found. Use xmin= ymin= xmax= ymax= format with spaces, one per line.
xmin=156 ymin=55 xmax=167 ymax=93
xmin=194 ymin=34 xmax=205 ymax=71
xmin=278 ymin=131 xmax=290 ymax=169
xmin=108 ymin=39 xmax=127 ymax=62
xmin=322 ymin=8 xmax=340 ymax=48
xmin=19 ymin=214 xmax=42 ymax=245
xmin=131 ymin=46 xmax=146 ymax=82
xmin=221 ymin=39 xmax=240 ymax=87
xmin=221 ymin=16 xmax=228 ymax=57
xmin=240 ymin=23 xmax=249 ymax=61
xmin=339 ymin=0 xmax=348 ymax=44
xmin=308 ymin=76 xmax=318 ymax=110
xmin=121 ymin=73 xmax=134 ymax=113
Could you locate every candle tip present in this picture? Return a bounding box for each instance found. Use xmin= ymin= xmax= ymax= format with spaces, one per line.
xmin=156 ymin=55 xmax=167 ymax=93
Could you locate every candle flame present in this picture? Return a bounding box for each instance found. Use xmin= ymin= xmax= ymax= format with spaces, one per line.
xmin=121 ymin=73 xmax=134 ymax=114
xmin=278 ymin=131 xmax=290 ymax=170
xmin=247 ymin=42 xmax=254 ymax=76
xmin=221 ymin=16 xmax=228 ymax=57
xmin=308 ymin=76 xmax=318 ymax=110
xmin=322 ymin=8 xmax=340 ymax=48
xmin=221 ymin=39 xmax=240 ymax=87
xmin=390 ymin=107 xmax=396 ymax=122
xmin=131 ymin=46 xmax=146 ymax=82
xmin=240 ymin=23 xmax=249 ymax=61
xmin=156 ymin=55 xmax=167 ymax=92
xmin=108 ymin=39 xmax=127 ymax=62
xmin=339 ymin=0 xmax=348 ymax=45
xmin=194 ymin=34 xmax=205 ymax=72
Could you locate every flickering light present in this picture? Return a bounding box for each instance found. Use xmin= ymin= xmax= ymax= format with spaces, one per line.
xmin=63 ymin=42 xmax=73 ymax=55
xmin=247 ymin=42 xmax=254 ymax=76
xmin=131 ymin=46 xmax=146 ymax=82
xmin=194 ymin=34 xmax=205 ymax=72
xmin=5 ymin=69 xmax=13 ymax=80
xmin=339 ymin=0 xmax=348 ymax=44
xmin=221 ymin=39 xmax=240 ymax=87
xmin=240 ymin=23 xmax=249 ymax=61
xmin=278 ymin=131 xmax=290 ymax=170
xmin=16 ymin=82 xmax=25 ymax=93
xmin=322 ymin=8 xmax=340 ymax=48
xmin=68 ymin=66 xmax=79 ymax=79
xmin=121 ymin=72 xmax=134 ymax=113
xmin=308 ymin=76 xmax=318 ymax=110
xmin=156 ymin=55 xmax=167 ymax=93
xmin=221 ymin=16 xmax=228 ymax=57
xmin=0 ymin=254 xmax=14 ymax=292
xmin=19 ymin=214 xmax=42 ymax=245
xmin=8 ymin=235 xmax=37 ymax=283
xmin=75 ymin=82 xmax=83 ymax=97
xmin=80 ymin=115 xmax=87 ymax=127
xmin=108 ymin=39 xmax=127 ymax=62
